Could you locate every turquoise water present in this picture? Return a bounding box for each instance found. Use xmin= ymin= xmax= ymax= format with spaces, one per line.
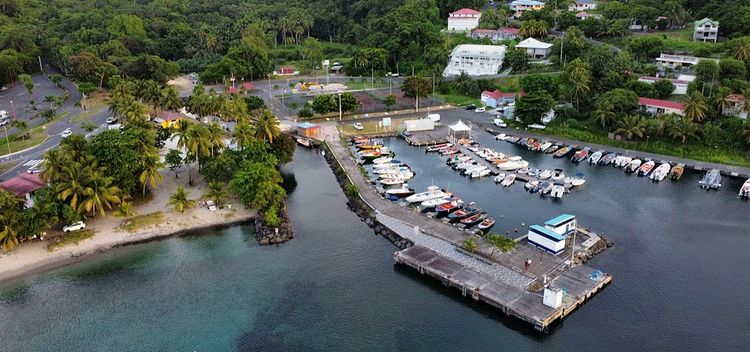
xmin=1 ymin=144 xmax=749 ymax=351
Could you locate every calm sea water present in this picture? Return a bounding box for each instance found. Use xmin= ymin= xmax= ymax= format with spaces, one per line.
xmin=1 ymin=141 xmax=749 ymax=351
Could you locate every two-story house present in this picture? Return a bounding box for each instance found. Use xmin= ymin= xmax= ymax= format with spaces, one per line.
xmin=694 ymin=18 xmax=719 ymax=43
xmin=568 ymin=0 xmax=597 ymax=12
xmin=448 ymin=8 xmax=482 ymax=32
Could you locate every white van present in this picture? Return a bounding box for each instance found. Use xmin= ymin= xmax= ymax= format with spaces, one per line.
xmin=427 ymin=113 xmax=440 ymax=122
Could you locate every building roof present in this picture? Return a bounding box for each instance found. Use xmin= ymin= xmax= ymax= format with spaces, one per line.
xmin=575 ymin=0 xmax=596 ymax=3
xmin=449 ymin=8 xmax=481 ymax=17
xmin=498 ymin=27 xmax=520 ymax=34
xmin=0 ymin=173 xmax=45 ymax=197
xmin=695 ymin=18 xmax=718 ymax=26
xmin=575 ymin=11 xmax=590 ymax=18
xmin=472 ymin=29 xmax=499 ymax=34
xmin=511 ymin=0 xmax=545 ymax=6
xmin=727 ymin=94 xmax=745 ymax=102
xmin=545 ymin=214 xmax=576 ymax=227
xmin=482 ymin=89 xmax=502 ymax=100
xmin=529 ymin=224 xmax=565 ymax=241
xmin=638 ymin=76 xmax=690 ymax=85
xmin=450 ymin=44 xmax=507 ymax=57
xmin=297 ymin=122 xmax=319 ymax=129
xmin=163 ymin=112 xmax=184 ymax=121
xmin=449 ymin=120 xmax=472 ymax=132
xmin=638 ymin=97 xmax=685 ymax=110
xmin=516 ymin=38 xmax=553 ymax=49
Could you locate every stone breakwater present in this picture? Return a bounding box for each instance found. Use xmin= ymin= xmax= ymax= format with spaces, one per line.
xmin=255 ymin=202 xmax=294 ymax=245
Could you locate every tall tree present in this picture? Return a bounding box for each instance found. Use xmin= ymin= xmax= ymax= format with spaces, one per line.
xmin=252 ymin=109 xmax=281 ymax=143
xmin=168 ymin=186 xmax=196 ymax=213
xmin=684 ymin=92 xmax=709 ymax=123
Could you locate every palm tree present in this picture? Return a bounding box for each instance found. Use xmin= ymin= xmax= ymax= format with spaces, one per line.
xmin=207 ymin=122 xmax=226 ymax=157
xmin=252 ymin=109 xmax=281 ymax=143
xmin=0 ymin=224 xmax=19 ymax=252
xmin=203 ymin=181 xmax=229 ymax=206
xmin=730 ymin=36 xmax=750 ymax=61
xmin=41 ymin=149 xmax=69 ymax=182
xmin=713 ymin=87 xmax=732 ymax=113
xmin=79 ymin=168 xmax=121 ymax=217
xmin=114 ymin=201 xmax=137 ymax=218
xmin=168 ymin=186 xmax=196 ymax=213
xmin=142 ymin=80 xmax=161 ymax=110
xmin=55 ymin=163 xmax=91 ymax=212
xmin=61 ymin=134 xmax=89 ymax=162
xmin=117 ymin=95 xmax=147 ymax=123
xmin=566 ymin=59 xmax=591 ymax=112
xmin=742 ymin=123 xmax=750 ymax=145
xmin=594 ymin=102 xmax=616 ymax=130
xmin=139 ymin=154 xmax=164 ymax=197
xmin=159 ymin=86 xmax=181 ymax=113
xmin=670 ymin=118 xmax=701 ymax=144
xmin=684 ymin=92 xmax=709 ymax=123
xmin=231 ymin=123 xmax=256 ymax=150
xmin=176 ymin=120 xmax=211 ymax=184
xmin=615 ymin=115 xmax=646 ymax=140
xmin=664 ymin=0 xmax=688 ymax=28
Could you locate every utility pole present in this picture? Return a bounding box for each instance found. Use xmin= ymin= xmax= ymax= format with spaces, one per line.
xmin=10 ymin=100 xmax=16 ymax=122
xmin=338 ymin=92 xmax=342 ymax=121
xmin=371 ymin=66 xmax=374 ymax=90
xmin=3 ymin=125 xmax=10 ymax=155
xmin=560 ymin=31 xmax=565 ymax=66
xmin=38 ymin=56 xmax=43 ymax=73
xmin=570 ymin=229 xmax=577 ymax=268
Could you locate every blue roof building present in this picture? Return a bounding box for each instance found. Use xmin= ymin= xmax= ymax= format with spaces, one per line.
xmin=545 ymin=214 xmax=577 ymax=237
xmin=528 ymin=225 xmax=566 ymax=255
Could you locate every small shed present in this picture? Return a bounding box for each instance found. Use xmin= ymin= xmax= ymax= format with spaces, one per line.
xmin=0 ymin=173 xmax=46 ymax=208
xmin=297 ymin=122 xmax=321 ymax=138
xmin=528 ymin=224 xmax=565 ymax=255
xmin=448 ymin=120 xmax=472 ymax=138
xmin=544 ymin=214 xmax=577 ymax=237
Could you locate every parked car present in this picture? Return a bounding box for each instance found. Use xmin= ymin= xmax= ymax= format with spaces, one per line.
xmin=464 ymin=104 xmax=476 ymax=111
xmin=63 ymin=221 xmax=86 ymax=233
xmin=353 ymin=122 xmax=364 ymax=130
xmin=0 ymin=110 xmax=8 ymax=118
xmin=427 ymin=113 xmax=441 ymax=122
xmin=475 ymin=107 xmax=486 ymax=113
xmin=27 ymin=164 xmax=45 ymax=174
xmin=106 ymin=116 xmax=118 ymax=124
xmin=0 ymin=119 xmax=8 ymax=126
xmin=60 ymin=128 xmax=72 ymax=138
xmin=206 ymin=200 xmax=217 ymax=211
xmin=493 ymin=118 xmax=507 ymax=128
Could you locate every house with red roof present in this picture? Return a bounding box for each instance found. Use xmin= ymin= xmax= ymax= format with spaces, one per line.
xmin=471 ymin=27 xmax=520 ymax=43
xmin=448 ymin=8 xmax=481 ymax=32
xmin=481 ymin=90 xmax=525 ymax=107
xmin=0 ymin=173 xmax=46 ymax=208
xmin=274 ymin=66 xmax=299 ymax=76
xmin=638 ymin=97 xmax=685 ymax=116
xmin=723 ymin=94 xmax=748 ymax=119
xmin=496 ymin=27 xmax=520 ymax=40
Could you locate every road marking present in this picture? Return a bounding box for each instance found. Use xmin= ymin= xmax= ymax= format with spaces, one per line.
xmin=22 ymin=159 xmax=43 ymax=167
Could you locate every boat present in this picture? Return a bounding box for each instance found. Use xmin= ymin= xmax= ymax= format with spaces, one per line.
xmin=613 ymin=156 xmax=632 ymax=168
xmin=447 ymin=207 xmax=480 ymax=221
xmin=699 ymin=169 xmax=722 ymax=190
xmin=550 ymin=183 xmax=566 ymax=199
xmin=496 ymin=159 xmax=529 ymax=171
xmin=405 ymin=185 xmax=450 ymax=203
xmin=506 ymin=136 xmax=521 ymax=144
xmin=626 ymin=159 xmax=642 ymax=173
xmin=538 ymin=169 xmax=553 ymax=180
xmin=460 ymin=212 xmax=487 ymax=227
xmin=540 ymin=181 xmax=553 ymax=195
xmin=599 ymin=152 xmax=618 ymax=166
xmin=539 ymin=142 xmax=552 ymax=152
xmin=379 ymin=178 xmax=406 ymax=186
xmin=517 ymin=167 xmax=531 ymax=174
xmin=494 ymin=133 xmax=507 ymax=141
xmin=571 ymin=148 xmax=590 ymax=163
xmin=470 ymin=167 xmax=491 ymax=178
xmin=373 ymin=160 xmax=403 ymax=170
xmin=551 ymin=169 xmax=565 ymax=181
xmin=501 ymin=174 xmax=516 ymax=187
xmin=436 ymin=201 xmax=463 ymax=216
xmin=426 ymin=143 xmax=451 ymax=152
xmin=372 ymin=156 xmax=393 ymax=164
xmin=570 ymin=172 xmax=586 ymax=187
xmin=669 ymin=164 xmax=685 ymax=180
xmin=421 ymin=196 xmax=455 ymax=209
xmin=528 ymin=169 xmax=540 ymax=177
xmin=477 ymin=218 xmax=496 ymax=231
xmin=377 ymin=171 xmax=413 ymax=180
xmin=296 ymin=137 xmax=312 ymax=147
xmin=493 ymin=173 xmax=506 ymax=183
xmin=462 ymin=164 xmax=485 ymax=176
xmin=356 ymin=143 xmax=383 ymax=150
xmin=384 ymin=185 xmax=415 ymax=198
xmin=545 ymin=145 xmax=559 ymax=154
xmin=453 ymin=161 xmax=475 ymax=171
xmin=650 ymin=163 xmax=671 ymax=182
xmin=373 ymin=165 xmax=410 ymax=175
xmin=638 ymin=161 xmax=655 ymax=176
xmin=739 ymin=179 xmax=750 ymax=198
xmin=554 ymin=146 xmax=572 ymax=158
xmin=588 ymin=151 xmax=603 ymax=164
xmin=524 ymin=180 xmax=539 ymax=191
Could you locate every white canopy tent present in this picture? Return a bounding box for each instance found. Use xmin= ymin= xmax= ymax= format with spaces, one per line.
xmin=448 ymin=120 xmax=472 ymax=138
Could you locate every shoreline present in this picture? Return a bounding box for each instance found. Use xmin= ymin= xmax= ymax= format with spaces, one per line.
xmin=0 ymin=207 xmax=257 ymax=284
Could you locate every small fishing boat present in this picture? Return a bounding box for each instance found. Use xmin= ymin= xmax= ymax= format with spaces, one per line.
xmin=356 ymin=143 xmax=383 ymax=150
xmin=525 ymin=180 xmax=539 ymax=191
xmin=379 ymin=178 xmax=406 ymax=186
xmin=421 ymin=196 xmax=456 ymax=209
xmin=550 ymin=183 xmax=566 ymax=199
xmin=460 ymin=212 xmax=487 ymax=227
xmin=372 ymin=156 xmax=393 ymax=164
xmin=554 ymin=146 xmax=572 ymax=158
xmin=650 ymin=163 xmax=671 ymax=182
xmin=373 ymin=160 xmax=403 ymax=170
xmin=436 ymin=201 xmax=463 ymax=216
xmin=470 ymin=167 xmax=491 ymax=178
xmin=613 ymin=156 xmax=632 ymax=168
xmin=405 ymin=185 xmax=450 ymax=203
xmin=571 ymin=148 xmax=590 ymax=163
xmin=538 ymin=169 xmax=553 ymax=180
xmin=448 ymin=207 xmax=480 ymax=222
xmin=462 ymin=164 xmax=484 ymax=176
xmin=545 ymin=145 xmax=559 ymax=154
xmin=551 ymin=169 xmax=565 ymax=181
xmin=626 ymin=159 xmax=642 ymax=173
xmin=494 ymin=133 xmax=507 ymax=141
xmin=296 ymin=137 xmax=312 ymax=147
xmin=384 ymin=185 xmax=415 ymax=198
xmin=440 ymin=147 xmax=460 ymax=156
xmin=540 ymin=181 xmax=553 ymax=195
xmin=528 ymin=169 xmax=540 ymax=177
xmin=599 ymin=152 xmax=618 ymax=166
xmin=588 ymin=151 xmax=603 ymax=164
xmin=426 ymin=143 xmax=451 ymax=152
xmin=506 ymin=136 xmax=521 ymax=144
xmin=570 ymin=172 xmax=586 ymax=187
xmin=477 ymin=218 xmax=496 ymax=231
xmin=699 ymin=169 xmax=722 ymax=190
xmin=738 ymin=179 xmax=750 ymax=198
xmin=373 ymin=165 xmax=410 ymax=175
xmin=638 ymin=161 xmax=655 ymax=176
xmin=496 ymin=159 xmax=529 ymax=171
xmin=493 ymin=173 xmax=506 ymax=183
xmin=539 ymin=142 xmax=552 ymax=151
xmin=501 ymin=174 xmax=516 ymax=187
xmin=669 ymin=164 xmax=685 ymax=180
xmin=517 ymin=167 xmax=531 ymax=175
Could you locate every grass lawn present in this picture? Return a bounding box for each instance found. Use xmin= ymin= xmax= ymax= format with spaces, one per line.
xmin=435 ymin=93 xmax=481 ymax=107
xmin=0 ymin=160 xmax=18 ymax=174
xmin=72 ymin=91 xmax=110 ymax=123
xmin=604 ymin=29 xmax=726 ymax=56
xmin=342 ymin=79 xmax=389 ymax=90
xmin=121 ymin=212 xmax=164 ymax=233
xmin=0 ymin=125 xmax=48 ymax=156
xmin=47 ymin=229 xmax=96 ymax=252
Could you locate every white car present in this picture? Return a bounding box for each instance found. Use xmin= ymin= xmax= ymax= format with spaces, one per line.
xmin=475 ymin=107 xmax=486 ymax=113
xmin=0 ymin=119 xmax=8 ymax=126
xmin=63 ymin=221 xmax=86 ymax=233
xmin=206 ymin=200 xmax=217 ymax=211
xmin=106 ymin=116 xmax=118 ymax=124
xmin=60 ymin=128 xmax=72 ymax=138
xmin=27 ymin=164 xmax=44 ymax=174
xmin=353 ymin=122 xmax=364 ymax=130
xmin=493 ymin=118 xmax=507 ymax=128
xmin=0 ymin=110 xmax=7 ymax=118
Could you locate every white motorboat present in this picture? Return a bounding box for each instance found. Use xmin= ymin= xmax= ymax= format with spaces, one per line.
xmin=373 ymin=166 xmax=410 ymax=175
xmin=462 ymin=164 xmax=484 ymax=175
xmin=500 ymin=174 xmax=516 ymax=187
xmin=517 ymin=167 xmax=531 ymax=175
xmin=454 ymin=162 xmax=476 ymax=171
xmin=588 ymin=151 xmax=603 ymax=164
xmin=421 ymin=196 xmax=454 ymax=208
xmin=405 ymin=185 xmax=450 ymax=203
xmin=539 ymin=142 xmax=552 ymax=152
xmin=649 ymin=163 xmax=671 ymax=182
xmin=525 ymin=180 xmax=539 ymax=190
xmin=379 ymin=178 xmax=406 ymax=186
xmin=373 ymin=161 xmax=402 ymax=170
xmin=699 ymin=169 xmax=722 ymax=190
xmin=493 ymin=173 xmax=506 ymax=183
xmin=614 ymin=156 xmax=632 ymax=168
xmin=739 ymin=179 xmax=750 ymax=198
xmin=496 ymin=159 xmax=529 ymax=171
xmin=372 ymin=156 xmax=393 ymax=164
xmin=551 ymin=169 xmax=565 ymax=181
xmin=626 ymin=159 xmax=642 ymax=173
xmin=538 ymin=169 xmax=553 ymax=180
xmin=570 ymin=178 xmax=586 ymax=187
xmin=550 ymin=183 xmax=566 ymax=199
xmin=495 ymin=133 xmax=507 ymax=141
xmin=470 ymin=167 xmax=491 ymax=178
xmin=638 ymin=161 xmax=655 ymax=176
xmin=385 ymin=185 xmax=415 ymax=197
xmin=378 ymin=170 xmax=414 ymax=179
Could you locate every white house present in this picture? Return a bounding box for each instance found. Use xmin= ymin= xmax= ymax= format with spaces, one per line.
xmin=528 ymin=224 xmax=565 ymax=255
xmin=568 ymin=0 xmax=597 ymax=12
xmin=442 ymin=44 xmax=507 ymax=77
xmin=448 ymin=8 xmax=482 ymax=32
xmin=637 ymin=76 xmax=689 ymax=95
xmin=638 ymin=97 xmax=685 ymax=116
xmin=510 ymin=0 xmax=545 ymax=17
xmin=515 ymin=38 xmax=553 ymax=59
xmin=544 ymin=214 xmax=577 ymax=237
xmin=723 ymin=94 xmax=748 ymax=119
xmin=694 ymin=18 xmax=719 ymax=43
xmin=655 ymin=54 xmax=718 ymax=72
xmin=471 ymin=28 xmax=520 ymax=43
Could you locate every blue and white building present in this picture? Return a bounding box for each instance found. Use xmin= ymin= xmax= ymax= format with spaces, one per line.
xmin=528 ymin=225 xmax=566 ymax=255
xmin=544 ymin=214 xmax=577 ymax=237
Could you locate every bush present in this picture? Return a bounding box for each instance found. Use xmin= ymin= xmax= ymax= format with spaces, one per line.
xmin=345 ymin=183 xmax=358 ymax=198
xmin=263 ymin=206 xmax=281 ymax=227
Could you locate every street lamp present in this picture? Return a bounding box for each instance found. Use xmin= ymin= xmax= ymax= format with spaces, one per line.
xmin=2 ymin=125 xmax=10 ymax=155
xmin=10 ymin=100 xmax=16 ymax=121
xmin=338 ymin=92 xmax=343 ymax=121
